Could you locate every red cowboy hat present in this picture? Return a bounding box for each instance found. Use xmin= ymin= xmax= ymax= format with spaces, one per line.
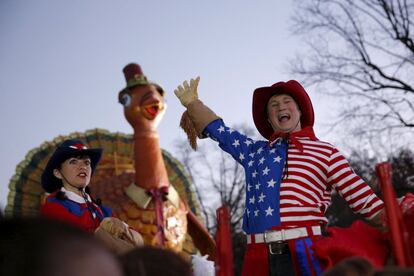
xmin=252 ymin=80 xmax=314 ymax=139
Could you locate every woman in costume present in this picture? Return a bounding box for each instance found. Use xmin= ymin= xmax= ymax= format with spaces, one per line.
xmin=41 ymin=139 xmax=143 ymax=253
xmin=41 ymin=139 xmax=111 ymax=232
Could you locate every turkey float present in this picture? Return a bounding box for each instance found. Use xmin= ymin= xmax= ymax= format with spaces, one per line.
xmin=5 ymin=63 xmax=216 ymax=260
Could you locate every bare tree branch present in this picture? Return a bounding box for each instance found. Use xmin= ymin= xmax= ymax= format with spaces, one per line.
xmin=290 ymin=0 xmax=414 ymax=145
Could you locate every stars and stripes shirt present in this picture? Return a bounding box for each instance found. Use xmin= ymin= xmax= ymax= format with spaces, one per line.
xmin=204 ymin=119 xmax=384 ymax=234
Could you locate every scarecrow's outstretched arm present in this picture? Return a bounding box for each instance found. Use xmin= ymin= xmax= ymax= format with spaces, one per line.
xmin=174 ymin=77 xmax=219 ymax=150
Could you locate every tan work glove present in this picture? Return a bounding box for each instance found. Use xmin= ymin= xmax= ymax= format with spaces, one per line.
xmin=95 ymin=217 xmax=144 ymax=255
xmin=174 ymin=76 xmax=200 ymax=107
xmin=174 ymin=76 xmax=219 ymax=150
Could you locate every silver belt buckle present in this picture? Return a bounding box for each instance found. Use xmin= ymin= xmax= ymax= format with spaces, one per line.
xmin=268 ymin=242 xmax=286 ymax=255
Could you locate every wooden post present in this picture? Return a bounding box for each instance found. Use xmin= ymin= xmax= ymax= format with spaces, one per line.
xmin=215 ymin=205 xmax=234 ymax=276
xmin=375 ymin=162 xmax=412 ymax=266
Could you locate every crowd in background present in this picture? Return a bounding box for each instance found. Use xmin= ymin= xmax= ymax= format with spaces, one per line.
xmin=0 ymin=216 xmax=194 ymax=276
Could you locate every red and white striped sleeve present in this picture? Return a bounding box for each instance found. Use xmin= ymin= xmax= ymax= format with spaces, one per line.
xmin=327 ymin=147 xmax=384 ymax=220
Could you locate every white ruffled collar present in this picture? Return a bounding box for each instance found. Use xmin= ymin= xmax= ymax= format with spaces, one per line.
xmin=60 ymin=187 xmax=91 ymax=204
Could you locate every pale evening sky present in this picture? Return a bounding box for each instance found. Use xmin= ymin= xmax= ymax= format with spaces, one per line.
xmin=0 ymin=0 xmax=338 ymax=210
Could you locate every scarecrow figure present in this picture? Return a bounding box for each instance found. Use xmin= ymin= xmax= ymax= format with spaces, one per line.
xmin=174 ymin=77 xmax=385 ymax=275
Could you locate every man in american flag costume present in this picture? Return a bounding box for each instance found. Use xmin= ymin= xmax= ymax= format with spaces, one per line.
xmin=174 ymin=77 xmax=385 ymax=275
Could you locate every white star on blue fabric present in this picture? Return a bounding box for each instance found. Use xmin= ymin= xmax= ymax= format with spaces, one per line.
xmin=259 ymin=157 xmax=265 ymax=164
xmin=249 ymin=152 xmax=255 ymax=158
xmin=257 ymin=148 xmax=263 ymax=154
xmin=233 ymin=139 xmax=240 ymax=147
xmin=249 ymin=196 xmax=255 ymax=204
xmin=258 ymin=193 xmax=266 ymax=202
xmin=239 ymin=153 xmax=245 ymax=161
xmin=252 ymin=170 xmax=258 ymax=178
xmin=254 ymin=209 xmax=260 ymax=217
xmin=267 ymin=179 xmax=276 ymax=188
xmin=255 ymin=182 xmax=261 ymax=190
xmin=265 ymin=206 xmax=274 ymax=216
xmin=262 ymin=167 xmax=270 ymax=175
xmin=244 ymin=140 xmax=252 ymax=146
xmin=217 ymin=126 xmax=225 ymax=133
xmin=248 ymin=160 xmax=254 ymax=167
xmin=274 ymin=156 xmax=282 ymax=163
